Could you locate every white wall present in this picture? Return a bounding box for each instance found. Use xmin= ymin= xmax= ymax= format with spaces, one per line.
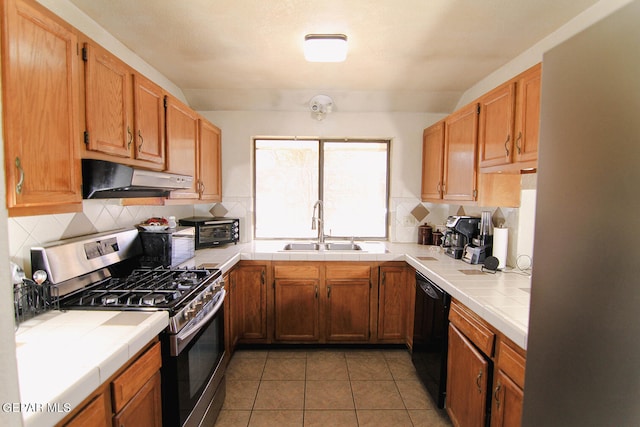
xmin=199 ymin=110 xmax=446 ymax=242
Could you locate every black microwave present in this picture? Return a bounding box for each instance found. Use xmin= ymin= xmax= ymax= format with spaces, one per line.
xmin=178 ymin=217 xmax=239 ymax=249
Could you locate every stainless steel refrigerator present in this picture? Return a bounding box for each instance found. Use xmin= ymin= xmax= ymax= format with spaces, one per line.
xmin=523 ymin=1 xmax=640 ymax=426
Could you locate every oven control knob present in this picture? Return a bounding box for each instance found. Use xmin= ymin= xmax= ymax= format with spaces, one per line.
xmin=183 ymin=306 xmax=196 ymax=321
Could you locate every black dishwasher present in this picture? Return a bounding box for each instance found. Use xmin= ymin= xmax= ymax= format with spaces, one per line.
xmin=411 ymin=270 xmax=451 ymax=408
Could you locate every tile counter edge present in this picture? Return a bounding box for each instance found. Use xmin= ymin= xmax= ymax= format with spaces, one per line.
xmin=192 ymin=241 xmax=530 ymax=350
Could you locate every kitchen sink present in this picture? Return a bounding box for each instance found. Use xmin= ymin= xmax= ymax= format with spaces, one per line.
xmin=282 ymin=242 xmax=321 ymax=251
xmin=281 ymin=242 xmax=363 ymax=251
xmin=324 ymin=242 xmax=362 ymax=251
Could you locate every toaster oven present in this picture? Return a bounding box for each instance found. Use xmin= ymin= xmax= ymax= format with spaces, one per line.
xmin=178 ymin=217 xmax=239 ymax=249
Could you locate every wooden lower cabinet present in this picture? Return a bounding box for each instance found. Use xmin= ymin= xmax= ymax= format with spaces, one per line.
xmin=113 ymin=371 xmax=162 ymax=427
xmin=63 ymin=391 xmax=111 ymax=427
xmin=325 ymin=264 xmax=372 ymax=342
xmin=447 ymin=299 xmax=527 ymax=427
xmin=377 ymin=264 xmax=409 ymax=341
xmin=491 ymin=369 xmax=524 ymax=427
xmin=446 ymin=323 xmax=491 ymax=427
xmin=231 ymin=261 xmax=269 ymax=342
xmin=58 ymin=340 xmax=162 ymax=427
xmin=273 ymin=262 xmax=374 ymax=343
xmin=491 ymin=339 xmax=526 ymax=427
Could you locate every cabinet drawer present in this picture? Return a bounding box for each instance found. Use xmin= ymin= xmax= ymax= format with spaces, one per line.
xmin=449 ymin=300 xmax=495 ymax=356
xmin=497 ymin=339 xmax=526 ymax=389
xmin=274 ymin=264 xmax=320 ymax=279
xmin=112 ymin=341 xmax=162 ymax=412
xmin=325 ymin=264 xmax=371 ymax=279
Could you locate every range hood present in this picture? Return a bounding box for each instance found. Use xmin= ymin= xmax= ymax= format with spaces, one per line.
xmin=82 ymin=159 xmax=193 ymax=199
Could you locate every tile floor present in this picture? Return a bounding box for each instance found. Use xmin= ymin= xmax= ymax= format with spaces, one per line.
xmin=214 ymin=348 xmax=452 ymax=427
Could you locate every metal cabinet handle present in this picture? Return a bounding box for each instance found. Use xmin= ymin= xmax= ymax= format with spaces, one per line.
xmin=494 ymin=382 xmax=502 ymax=408
xmin=15 ymin=157 xmax=24 ymax=194
xmin=327 ymin=285 xmax=331 ymax=298
xmin=476 ymin=370 xmax=483 ymax=393
xmin=315 ymin=285 xmax=318 ymax=299
xmin=436 ymin=182 xmax=441 ymax=193
xmin=127 ymin=126 xmax=133 ymax=149
xmin=138 ymin=130 xmax=144 ymax=151
xmin=515 ymin=131 xmax=522 ymax=154
xmin=381 ymin=272 xmax=386 ymax=285
xmin=504 ymin=134 xmax=511 ymax=157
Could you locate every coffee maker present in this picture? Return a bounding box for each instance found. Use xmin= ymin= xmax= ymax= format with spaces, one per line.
xmin=462 ymin=211 xmax=494 ymax=264
xmin=442 ymin=216 xmax=481 ymax=259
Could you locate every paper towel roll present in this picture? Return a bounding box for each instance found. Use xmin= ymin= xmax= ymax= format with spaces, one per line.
xmin=493 ymin=227 xmax=509 ymax=269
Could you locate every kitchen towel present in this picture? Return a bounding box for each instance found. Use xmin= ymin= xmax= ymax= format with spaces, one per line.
xmin=493 ymin=227 xmax=508 ymax=269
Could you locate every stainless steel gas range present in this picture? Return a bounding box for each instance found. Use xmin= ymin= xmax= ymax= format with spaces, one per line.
xmin=31 ymin=228 xmax=226 ymax=427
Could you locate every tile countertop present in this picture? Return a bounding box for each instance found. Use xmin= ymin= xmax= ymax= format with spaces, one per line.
xmin=191 ymin=240 xmax=531 ymax=350
xmin=14 ymin=310 xmax=168 ymax=427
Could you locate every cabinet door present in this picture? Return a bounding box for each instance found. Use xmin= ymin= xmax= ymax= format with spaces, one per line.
xmin=2 ymin=0 xmax=82 ymax=216
xmin=224 ymin=272 xmax=238 ymax=356
xmin=84 ymin=42 xmax=132 ymax=158
xmin=446 ymin=324 xmax=490 ymax=427
xmin=133 ymin=73 xmax=164 ymax=165
xmin=514 ymin=64 xmax=541 ymax=164
xmin=478 ymin=82 xmax=516 ymax=168
xmin=325 ymin=279 xmax=371 ymax=342
xmin=274 ymin=279 xmax=320 ymax=341
xmin=234 ymin=264 xmax=268 ymax=341
xmin=491 ymin=369 xmax=524 ymax=427
xmin=377 ymin=266 xmax=407 ymax=341
xmin=113 ymin=371 xmax=162 ymax=427
xmin=63 ymin=391 xmax=110 ymax=427
xmin=443 ymin=103 xmax=479 ymax=201
xmin=421 ymin=121 xmax=445 ymax=201
xmin=198 ymin=119 xmax=222 ymax=201
xmin=165 ymin=95 xmax=199 ymax=198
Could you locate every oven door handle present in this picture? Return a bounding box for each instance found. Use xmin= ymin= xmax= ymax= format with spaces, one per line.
xmin=175 ymin=289 xmax=226 ymax=352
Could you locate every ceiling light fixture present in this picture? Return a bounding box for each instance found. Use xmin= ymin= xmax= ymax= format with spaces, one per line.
xmin=304 ymin=34 xmax=348 ymax=62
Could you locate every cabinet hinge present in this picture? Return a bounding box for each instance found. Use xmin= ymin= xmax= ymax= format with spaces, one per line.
xmin=81 ymin=46 xmax=87 ymax=62
xmin=473 ymin=189 xmax=478 ymax=199
xmin=163 ymin=96 xmax=168 ymax=109
xmin=476 ymin=104 xmax=481 ymax=114
xmin=83 ymin=131 xmax=89 ymax=145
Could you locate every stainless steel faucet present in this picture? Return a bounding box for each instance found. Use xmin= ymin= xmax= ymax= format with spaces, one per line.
xmin=311 ymin=200 xmax=326 ymax=244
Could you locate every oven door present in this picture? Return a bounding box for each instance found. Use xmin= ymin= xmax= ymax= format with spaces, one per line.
xmin=162 ymin=291 xmax=226 ymax=427
xmin=197 ymin=222 xmax=234 ymax=247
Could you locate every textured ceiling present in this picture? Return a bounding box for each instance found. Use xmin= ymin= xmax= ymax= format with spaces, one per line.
xmin=68 ymin=0 xmax=600 ymax=112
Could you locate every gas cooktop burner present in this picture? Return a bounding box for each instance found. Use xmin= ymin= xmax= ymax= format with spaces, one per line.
xmin=101 ymin=294 xmax=120 ymax=305
xmin=60 ymin=267 xmax=221 ymax=313
xmin=142 ymin=293 xmax=169 ymax=306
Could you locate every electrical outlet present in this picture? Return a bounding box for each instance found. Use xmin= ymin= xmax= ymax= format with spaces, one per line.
xmin=402 ymin=216 xmax=417 ymax=226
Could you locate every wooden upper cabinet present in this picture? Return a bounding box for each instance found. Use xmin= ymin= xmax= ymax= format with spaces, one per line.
xmin=84 ymin=42 xmax=132 ymax=158
xmin=165 ymin=95 xmax=199 ymax=198
xmin=197 ymin=119 xmax=222 ymax=201
xmin=513 ymin=63 xmax=541 ymax=165
xmin=84 ymin=41 xmax=165 ymax=168
xmin=479 ymin=63 xmax=541 ymax=173
xmin=133 ymin=74 xmax=165 ymax=164
xmin=478 ymin=82 xmax=516 ymax=168
xmin=443 ymin=103 xmax=479 ymax=201
xmin=2 ymin=0 xmax=82 ymax=216
xmin=421 ymin=121 xmax=445 ymax=201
